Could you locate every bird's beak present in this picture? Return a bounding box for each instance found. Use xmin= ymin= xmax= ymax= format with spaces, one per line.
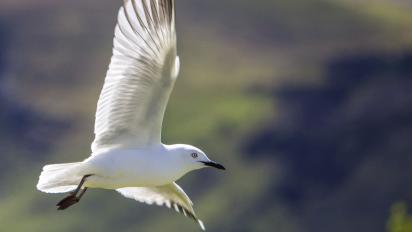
xmin=200 ymin=161 xmax=226 ymax=170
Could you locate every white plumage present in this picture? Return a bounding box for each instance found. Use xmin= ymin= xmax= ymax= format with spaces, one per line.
xmin=92 ymin=0 xmax=179 ymax=152
xmin=36 ymin=0 xmax=225 ymax=230
xmin=117 ymin=183 xmax=205 ymax=230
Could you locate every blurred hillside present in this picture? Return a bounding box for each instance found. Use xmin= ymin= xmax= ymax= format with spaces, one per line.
xmin=0 ymin=0 xmax=412 ymax=231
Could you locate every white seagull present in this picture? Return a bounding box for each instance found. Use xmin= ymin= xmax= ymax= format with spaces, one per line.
xmin=36 ymin=0 xmax=225 ymax=230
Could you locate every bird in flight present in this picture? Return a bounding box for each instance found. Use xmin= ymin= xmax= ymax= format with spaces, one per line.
xmin=36 ymin=0 xmax=225 ymax=230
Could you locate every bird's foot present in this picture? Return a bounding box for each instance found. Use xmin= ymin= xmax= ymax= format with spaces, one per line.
xmin=56 ymin=194 xmax=79 ymax=210
xmin=55 ymin=175 xmax=91 ymax=210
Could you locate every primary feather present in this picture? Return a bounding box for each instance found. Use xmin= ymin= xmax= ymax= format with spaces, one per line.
xmin=92 ymin=0 xmax=179 ymax=152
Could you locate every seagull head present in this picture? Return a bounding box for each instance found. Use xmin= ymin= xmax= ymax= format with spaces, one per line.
xmin=173 ymin=144 xmax=225 ymax=171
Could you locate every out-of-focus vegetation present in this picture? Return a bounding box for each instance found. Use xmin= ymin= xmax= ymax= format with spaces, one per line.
xmin=387 ymin=202 xmax=412 ymax=232
xmin=0 ymin=0 xmax=412 ymax=231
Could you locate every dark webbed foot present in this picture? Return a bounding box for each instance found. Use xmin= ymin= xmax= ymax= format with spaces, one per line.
xmin=57 ymin=194 xmax=79 ymax=210
xmin=56 ymin=175 xmax=92 ymax=210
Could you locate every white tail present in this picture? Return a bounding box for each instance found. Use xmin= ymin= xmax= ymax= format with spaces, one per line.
xmin=37 ymin=162 xmax=84 ymax=193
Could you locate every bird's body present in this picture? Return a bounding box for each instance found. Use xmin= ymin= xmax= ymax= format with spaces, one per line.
xmin=36 ymin=0 xmax=224 ymax=230
xmin=81 ymin=145 xmax=192 ymax=189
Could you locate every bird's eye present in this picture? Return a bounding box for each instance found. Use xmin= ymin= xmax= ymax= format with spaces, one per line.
xmin=191 ymin=153 xmax=198 ymax=158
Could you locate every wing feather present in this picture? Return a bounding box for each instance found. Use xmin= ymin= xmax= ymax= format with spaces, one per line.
xmin=117 ymin=183 xmax=205 ymax=230
xmin=92 ymin=0 xmax=179 ymax=152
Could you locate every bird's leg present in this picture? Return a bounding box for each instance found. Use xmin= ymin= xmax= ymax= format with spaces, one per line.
xmin=77 ymin=187 xmax=88 ymax=200
xmin=73 ymin=174 xmax=92 ymax=195
xmin=56 ymin=174 xmax=92 ymax=210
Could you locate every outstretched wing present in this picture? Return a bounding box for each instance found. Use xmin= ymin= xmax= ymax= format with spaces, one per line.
xmin=92 ymin=0 xmax=179 ymax=152
xmin=117 ymin=183 xmax=205 ymax=230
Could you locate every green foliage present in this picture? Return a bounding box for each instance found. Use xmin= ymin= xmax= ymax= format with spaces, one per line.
xmin=387 ymin=203 xmax=412 ymax=232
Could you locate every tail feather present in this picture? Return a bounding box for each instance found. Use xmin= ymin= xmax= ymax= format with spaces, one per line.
xmin=37 ymin=162 xmax=83 ymax=193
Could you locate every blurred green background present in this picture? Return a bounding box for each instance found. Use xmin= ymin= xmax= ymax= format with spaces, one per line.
xmin=1 ymin=0 xmax=412 ymax=231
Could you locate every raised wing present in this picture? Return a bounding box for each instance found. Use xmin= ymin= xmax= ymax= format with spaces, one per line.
xmin=92 ymin=0 xmax=179 ymax=152
xmin=117 ymin=183 xmax=205 ymax=230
